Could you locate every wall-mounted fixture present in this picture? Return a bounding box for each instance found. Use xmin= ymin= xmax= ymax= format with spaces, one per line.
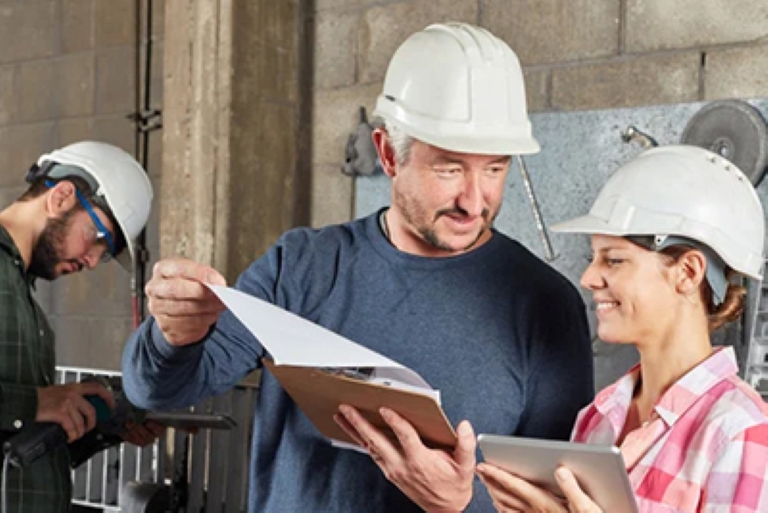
xmin=681 ymin=99 xmax=768 ymax=186
xmin=341 ymin=107 xmax=381 ymax=177
xmin=620 ymin=125 xmax=658 ymax=149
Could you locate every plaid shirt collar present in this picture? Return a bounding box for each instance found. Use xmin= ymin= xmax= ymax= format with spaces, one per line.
xmin=593 ymin=346 xmax=738 ymax=431
xmin=0 ymin=223 xmax=20 ymax=258
xmin=0 ymin=223 xmax=38 ymax=287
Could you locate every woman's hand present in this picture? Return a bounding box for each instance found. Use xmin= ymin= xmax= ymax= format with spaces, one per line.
xmin=476 ymin=463 xmax=603 ymax=513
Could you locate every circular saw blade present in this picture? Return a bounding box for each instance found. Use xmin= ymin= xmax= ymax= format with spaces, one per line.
xmin=681 ymin=100 xmax=768 ymax=186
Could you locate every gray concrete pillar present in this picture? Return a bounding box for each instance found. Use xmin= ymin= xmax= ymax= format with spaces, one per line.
xmin=161 ymin=0 xmax=310 ymax=281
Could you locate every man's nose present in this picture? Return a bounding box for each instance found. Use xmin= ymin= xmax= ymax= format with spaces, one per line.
xmin=457 ymin=173 xmax=484 ymax=217
xmin=82 ymin=249 xmax=102 ymax=269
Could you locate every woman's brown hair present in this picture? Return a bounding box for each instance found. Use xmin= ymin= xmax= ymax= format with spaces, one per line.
xmin=627 ymin=236 xmax=745 ymax=332
xmin=657 ymin=244 xmax=745 ymax=332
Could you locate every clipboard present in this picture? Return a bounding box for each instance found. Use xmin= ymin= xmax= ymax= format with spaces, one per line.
xmin=205 ymin=285 xmax=457 ymax=450
xmin=264 ymin=359 xmax=457 ymax=450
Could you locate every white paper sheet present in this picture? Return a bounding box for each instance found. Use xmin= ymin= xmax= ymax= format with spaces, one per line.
xmin=207 ymin=285 xmax=437 ymax=394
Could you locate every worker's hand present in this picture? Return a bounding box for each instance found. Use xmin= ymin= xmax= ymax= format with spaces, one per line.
xmin=476 ymin=463 xmax=603 ymax=513
xmin=36 ymin=382 xmax=116 ymax=442
xmin=335 ymin=405 xmax=475 ymax=513
xmin=145 ymin=258 xmax=227 ymax=345
xmin=120 ymin=419 xmax=166 ymax=447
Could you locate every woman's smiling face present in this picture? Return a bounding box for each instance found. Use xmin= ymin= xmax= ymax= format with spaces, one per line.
xmin=580 ymin=235 xmax=681 ymax=345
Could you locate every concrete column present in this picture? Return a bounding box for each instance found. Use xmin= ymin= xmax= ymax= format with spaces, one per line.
xmin=161 ymin=0 xmax=310 ymax=281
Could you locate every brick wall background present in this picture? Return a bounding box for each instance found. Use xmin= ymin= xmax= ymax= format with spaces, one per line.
xmin=0 ymin=0 xmax=163 ymax=369
xmin=310 ymin=0 xmax=768 ymax=226
xmin=0 ymin=0 xmax=766 ymax=370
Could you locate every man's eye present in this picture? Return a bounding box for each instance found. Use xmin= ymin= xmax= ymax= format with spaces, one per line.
xmin=435 ymin=167 xmax=461 ymax=176
xmin=606 ymin=259 xmax=624 ymax=266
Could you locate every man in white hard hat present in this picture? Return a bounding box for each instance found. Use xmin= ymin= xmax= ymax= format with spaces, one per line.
xmin=122 ymin=23 xmax=593 ymax=512
xmin=0 ymin=141 xmax=155 ymax=512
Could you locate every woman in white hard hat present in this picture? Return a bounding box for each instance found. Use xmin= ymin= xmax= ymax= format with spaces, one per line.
xmin=477 ymin=145 xmax=768 ymax=512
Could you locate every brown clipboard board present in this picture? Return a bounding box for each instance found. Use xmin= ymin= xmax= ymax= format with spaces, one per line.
xmin=263 ymin=358 xmax=457 ymax=450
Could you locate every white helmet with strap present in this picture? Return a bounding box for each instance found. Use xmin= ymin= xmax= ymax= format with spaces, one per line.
xmin=373 ymin=22 xmax=539 ymax=155
xmin=35 ymin=141 xmax=153 ymax=271
xmin=552 ymin=145 xmax=765 ymax=284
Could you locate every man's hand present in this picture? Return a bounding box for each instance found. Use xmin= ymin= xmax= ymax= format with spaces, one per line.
xmin=120 ymin=419 xmax=166 ymax=447
xmin=36 ymin=382 xmax=116 ymax=442
xmin=335 ymin=405 xmax=476 ymax=513
xmin=476 ymin=463 xmax=603 ymax=513
xmin=145 ymin=258 xmax=227 ymax=345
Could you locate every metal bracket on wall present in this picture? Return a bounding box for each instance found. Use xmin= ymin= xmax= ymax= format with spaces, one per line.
xmin=620 ymin=125 xmax=659 ymax=149
xmin=127 ymin=109 xmax=163 ymax=133
xmin=342 ymin=106 xmax=380 ymax=177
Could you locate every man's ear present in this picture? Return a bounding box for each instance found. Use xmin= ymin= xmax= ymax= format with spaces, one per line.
xmin=372 ymin=128 xmax=397 ymax=178
xmin=45 ymin=181 xmax=78 ymax=218
xmin=675 ymin=249 xmax=707 ymax=297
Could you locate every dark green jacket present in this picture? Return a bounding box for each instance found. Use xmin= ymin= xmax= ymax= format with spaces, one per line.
xmin=0 ymin=225 xmax=70 ymax=512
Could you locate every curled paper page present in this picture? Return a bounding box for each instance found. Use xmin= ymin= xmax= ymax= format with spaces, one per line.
xmin=207 ymin=285 xmax=436 ymax=394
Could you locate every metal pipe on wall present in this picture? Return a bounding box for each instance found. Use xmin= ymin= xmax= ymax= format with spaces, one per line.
xmin=130 ymin=0 xmax=162 ymax=328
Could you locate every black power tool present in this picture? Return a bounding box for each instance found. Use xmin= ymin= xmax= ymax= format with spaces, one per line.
xmin=3 ymin=376 xmax=145 ymax=468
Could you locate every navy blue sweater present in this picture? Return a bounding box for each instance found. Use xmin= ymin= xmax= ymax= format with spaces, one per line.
xmin=123 ymin=210 xmax=593 ymax=512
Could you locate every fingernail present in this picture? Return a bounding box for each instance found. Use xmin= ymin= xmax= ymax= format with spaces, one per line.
xmin=338 ymin=405 xmax=351 ymax=415
xmin=379 ymin=408 xmax=391 ymax=420
xmin=555 ymin=467 xmax=569 ymax=482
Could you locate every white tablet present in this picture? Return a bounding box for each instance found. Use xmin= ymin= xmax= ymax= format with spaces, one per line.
xmin=478 ymin=434 xmax=638 ymax=513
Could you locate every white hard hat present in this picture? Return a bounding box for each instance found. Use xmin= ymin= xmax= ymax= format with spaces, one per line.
xmin=373 ymin=22 xmax=539 ymax=156
xmin=552 ymin=145 xmax=765 ymax=280
xmin=36 ymin=141 xmax=154 ymax=271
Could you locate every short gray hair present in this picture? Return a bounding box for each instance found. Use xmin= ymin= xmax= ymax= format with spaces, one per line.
xmin=376 ymin=118 xmax=415 ymax=166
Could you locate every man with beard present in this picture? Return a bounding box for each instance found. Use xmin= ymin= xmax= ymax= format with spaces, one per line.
xmin=122 ymin=23 xmax=594 ymax=512
xmin=0 ymin=141 xmax=154 ymax=512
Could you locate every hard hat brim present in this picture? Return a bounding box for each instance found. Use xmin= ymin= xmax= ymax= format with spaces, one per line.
xmin=374 ymin=103 xmax=541 ymax=156
xmin=550 ymin=214 xmax=616 ymax=236
xmin=418 ymin=132 xmax=541 ymax=156
xmin=551 ymin=214 xmax=765 ymax=281
xmin=115 ymin=242 xmax=135 ymax=272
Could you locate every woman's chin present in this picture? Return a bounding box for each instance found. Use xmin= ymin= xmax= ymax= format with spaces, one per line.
xmin=596 ymin=328 xmax=632 ymax=345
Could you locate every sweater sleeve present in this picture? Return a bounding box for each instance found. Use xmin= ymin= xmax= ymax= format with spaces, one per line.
xmin=122 ymin=243 xmax=290 ymax=411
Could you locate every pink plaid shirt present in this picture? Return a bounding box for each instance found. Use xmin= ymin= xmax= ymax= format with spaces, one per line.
xmin=572 ymin=347 xmax=768 ymax=512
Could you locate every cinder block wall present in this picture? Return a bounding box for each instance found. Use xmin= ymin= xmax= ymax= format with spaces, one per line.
xmin=2 ymin=0 xmax=766 ymax=371
xmin=0 ymin=0 xmax=164 ymax=370
xmin=310 ymin=0 xmax=768 ymax=226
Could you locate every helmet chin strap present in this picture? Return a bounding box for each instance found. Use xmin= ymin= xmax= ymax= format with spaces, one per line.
xmin=628 ymin=235 xmax=729 ymax=305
